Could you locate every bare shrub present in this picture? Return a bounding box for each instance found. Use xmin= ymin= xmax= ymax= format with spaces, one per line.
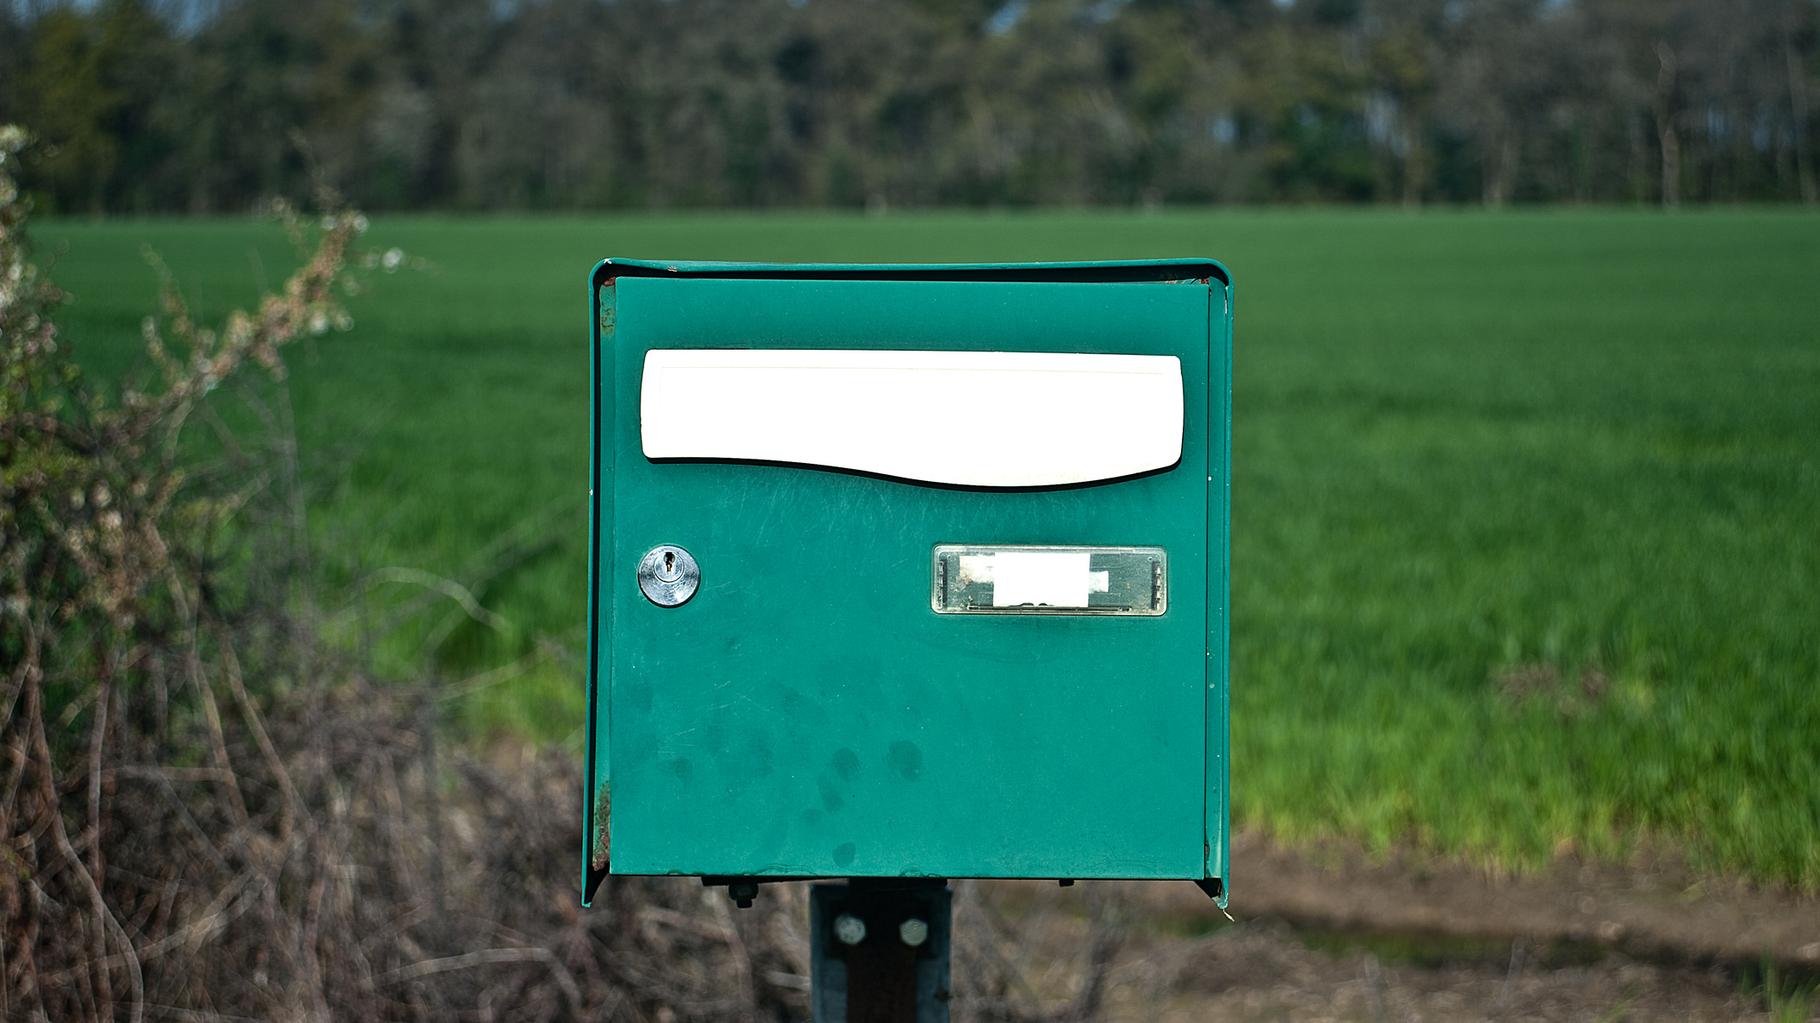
xmin=0 ymin=126 xmax=816 ymax=1023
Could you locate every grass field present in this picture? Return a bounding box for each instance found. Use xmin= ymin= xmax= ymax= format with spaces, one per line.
xmin=33 ymin=209 xmax=1820 ymax=888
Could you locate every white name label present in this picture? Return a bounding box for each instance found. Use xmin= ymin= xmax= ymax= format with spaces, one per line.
xmin=640 ymin=349 xmax=1184 ymax=488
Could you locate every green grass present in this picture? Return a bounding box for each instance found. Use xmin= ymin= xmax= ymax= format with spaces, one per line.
xmin=33 ymin=208 xmax=1820 ymax=888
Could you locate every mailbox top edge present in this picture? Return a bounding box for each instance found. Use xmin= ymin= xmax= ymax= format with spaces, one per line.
xmin=590 ymin=256 xmax=1231 ymax=289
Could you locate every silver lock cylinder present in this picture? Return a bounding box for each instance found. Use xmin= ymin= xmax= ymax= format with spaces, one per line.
xmin=637 ymin=545 xmax=700 ymax=607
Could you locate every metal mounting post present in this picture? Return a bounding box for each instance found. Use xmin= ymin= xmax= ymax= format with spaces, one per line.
xmin=810 ymin=880 xmax=952 ymax=1023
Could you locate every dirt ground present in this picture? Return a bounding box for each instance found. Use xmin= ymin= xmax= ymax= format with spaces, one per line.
xmin=966 ymin=831 xmax=1820 ymax=1021
xmin=1101 ymin=921 xmax=1793 ymax=1022
xmin=1177 ymin=832 xmax=1820 ymax=970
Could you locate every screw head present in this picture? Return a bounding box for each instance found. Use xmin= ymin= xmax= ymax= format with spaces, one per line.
xmin=833 ymin=913 xmax=867 ymax=946
xmin=637 ymin=545 xmax=699 ymax=607
xmin=898 ymin=917 xmax=929 ymax=948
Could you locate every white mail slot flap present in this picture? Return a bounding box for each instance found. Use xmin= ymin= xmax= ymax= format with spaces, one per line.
xmin=640 ymin=349 xmax=1184 ymax=488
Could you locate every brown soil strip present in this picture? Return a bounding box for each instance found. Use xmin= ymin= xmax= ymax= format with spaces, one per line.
xmin=1127 ymin=832 xmax=1820 ymax=972
xmin=1113 ymin=922 xmax=1785 ymax=1022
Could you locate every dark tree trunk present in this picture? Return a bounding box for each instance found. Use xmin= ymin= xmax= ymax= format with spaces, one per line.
xmin=1786 ymin=29 xmax=1817 ymax=204
xmin=1655 ymin=42 xmax=1682 ymax=209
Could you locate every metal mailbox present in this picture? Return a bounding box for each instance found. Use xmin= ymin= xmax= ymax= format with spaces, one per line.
xmin=584 ymin=258 xmax=1232 ymax=907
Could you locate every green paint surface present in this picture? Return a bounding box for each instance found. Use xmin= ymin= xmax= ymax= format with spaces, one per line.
xmin=589 ymin=263 xmax=1232 ymax=887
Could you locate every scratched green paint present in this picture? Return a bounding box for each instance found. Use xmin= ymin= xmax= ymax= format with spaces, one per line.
xmin=585 ymin=260 xmax=1231 ymax=900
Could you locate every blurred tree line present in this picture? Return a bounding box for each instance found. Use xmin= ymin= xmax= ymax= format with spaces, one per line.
xmin=2 ymin=0 xmax=1816 ymax=213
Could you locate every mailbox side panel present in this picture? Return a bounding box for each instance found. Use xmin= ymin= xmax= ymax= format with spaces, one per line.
xmin=603 ymin=274 xmax=1214 ymax=881
xmin=583 ymin=270 xmax=618 ymax=902
xmin=1205 ymin=276 xmax=1233 ymax=904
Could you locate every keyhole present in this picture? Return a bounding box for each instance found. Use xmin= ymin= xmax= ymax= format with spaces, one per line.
xmin=638 ymin=544 xmax=698 ymax=607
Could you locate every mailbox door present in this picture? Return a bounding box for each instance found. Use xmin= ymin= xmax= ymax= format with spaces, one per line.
xmin=588 ymin=262 xmax=1229 ymax=889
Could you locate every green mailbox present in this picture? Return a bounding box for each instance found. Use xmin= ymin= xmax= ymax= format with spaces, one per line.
xmin=585 ymin=258 xmax=1232 ymax=907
